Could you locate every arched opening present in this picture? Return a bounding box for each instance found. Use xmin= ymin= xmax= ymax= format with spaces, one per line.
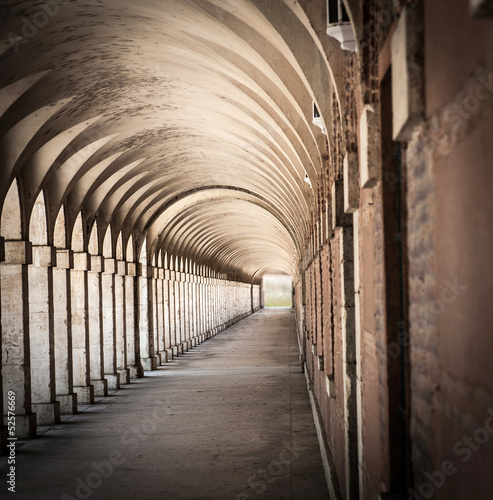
xmin=28 ymin=190 xmax=60 ymax=425
xmin=1 ymin=179 xmax=37 ymax=438
xmin=261 ymin=274 xmax=294 ymax=308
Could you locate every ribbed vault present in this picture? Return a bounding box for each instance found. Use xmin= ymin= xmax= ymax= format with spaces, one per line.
xmin=0 ymin=0 xmax=343 ymax=282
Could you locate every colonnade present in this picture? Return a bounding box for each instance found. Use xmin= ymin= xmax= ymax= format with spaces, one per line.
xmin=0 ymin=183 xmax=261 ymax=446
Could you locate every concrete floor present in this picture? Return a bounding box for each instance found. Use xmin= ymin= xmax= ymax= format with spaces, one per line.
xmin=0 ymin=309 xmax=328 ymax=500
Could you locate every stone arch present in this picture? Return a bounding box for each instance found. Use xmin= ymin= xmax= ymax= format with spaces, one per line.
xmin=126 ymin=234 xmax=134 ymax=263
xmin=29 ymin=190 xmax=48 ymax=246
xmin=116 ymin=232 xmax=124 ymax=261
xmin=53 ymin=206 xmax=67 ymax=249
xmin=102 ymin=226 xmax=112 ymax=259
xmin=88 ymin=221 xmax=99 ymax=255
xmin=71 ymin=213 xmax=85 ymax=253
xmin=1 ymin=179 xmax=22 ymax=240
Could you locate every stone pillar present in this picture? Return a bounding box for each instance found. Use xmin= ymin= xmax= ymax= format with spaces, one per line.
xmin=174 ymin=274 xmax=182 ymax=354
xmin=183 ymin=275 xmax=190 ymax=350
xmin=53 ymin=249 xmax=77 ymax=414
xmin=115 ymin=260 xmax=129 ymax=383
xmin=206 ymin=279 xmax=212 ymax=338
xmin=87 ymin=255 xmax=107 ymax=397
xmin=191 ymin=277 xmax=197 ymax=346
xmin=2 ymin=240 xmax=37 ymax=438
xmin=102 ymin=258 xmax=119 ymax=390
xmin=163 ymin=270 xmax=172 ymax=360
xmin=168 ymin=272 xmax=177 ymax=357
xmin=71 ymin=252 xmax=94 ymax=404
xmin=125 ymin=262 xmax=140 ymax=378
xmin=151 ymin=266 xmax=160 ymax=365
xmin=138 ymin=264 xmax=156 ymax=370
xmin=0 ymin=236 xmax=5 ymax=451
xmin=339 ymin=224 xmax=359 ymax=500
xmin=156 ymin=268 xmax=165 ymax=363
xmin=29 ymin=245 xmax=60 ymax=425
xmin=198 ymin=278 xmax=204 ymax=342
xmin=214 ymin=280 xmax=219 ymax=334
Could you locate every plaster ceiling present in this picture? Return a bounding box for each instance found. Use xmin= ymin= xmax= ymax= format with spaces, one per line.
xmin=0 ymin=0 xmax=339 ymax=282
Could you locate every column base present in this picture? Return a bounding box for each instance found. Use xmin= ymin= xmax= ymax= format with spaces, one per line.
xmin=117 ymin=368 xmax=130 ymax=384
xmin=74 ymin=385 xmax=95 ymax=405
xmin=172 ymin=346 xmax=178 ymax=357
xmin=91 ymin=379 xmax=108 ymax=397
xmin=128 ymin=364 xmax=141 ymax=379
xmin=56 ymin=394 xmax=78 ymax=415
xmin=104 ymin=373 xmax=120 ymax=390
xmin=3 ymin=413 xmax=37 ymax=439
xmin=31 ymin=402 xmax=61 ymax=426
xmin=155 ymin=353 xmax=162 ymax=366
xmin=140 ymin=357 xmax=157 ymax=371
xmin=165 ymin=348 xmax=174 ymax=360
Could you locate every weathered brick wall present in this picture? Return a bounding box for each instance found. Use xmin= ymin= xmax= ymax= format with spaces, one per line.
xmin=295 ymin=3 xmax=493 ymax=499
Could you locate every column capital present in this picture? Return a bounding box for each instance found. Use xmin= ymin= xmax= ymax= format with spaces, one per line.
xmin=72 ymin=252 xmax=91 ymax=271
xmin=2 ymin=240 xmax=32 ymax=265
xmin=56 ymin=249 xmax=73 ymax=269
xmin=90 ymin=255 xmax=103 ymax=273
xmin=126 ymin=262 xmax=137 ymax=277
xmin=117 ymin=260 xmax=127 ymax=276
xmin=103 ymin=257 xmax=116 ymax=275
xmin=31 ymin=245 xmax=56 ymax=268
xmin=137 ymin=263 xmax=153 ymax=278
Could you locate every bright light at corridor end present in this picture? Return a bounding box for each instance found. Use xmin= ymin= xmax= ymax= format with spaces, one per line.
xmin=261 ymin=275 xmax=293 ymax=308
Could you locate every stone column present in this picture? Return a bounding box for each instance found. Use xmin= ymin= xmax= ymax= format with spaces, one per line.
xmin=174 ymin=274 xmax=182 ymax=354
xmin=102 ymin=258 xmax=119 ymax=390
xmin=206 ymin=278 xmax=212 ymax=338
xmin=138 ymin=264 xmax=156 ymax=370
xmin=125 ymin=262 xmax=140 ymax=378
xmin=168 ymin=271 xmax=177 ymax=357
xmin=29 ymin=245 xmax=60 ymax=425
xmin=151 ymin=266 xmax=160 ymax=365
xmin=339 ymin=223 xmax=359 ymax=500
xmin=2 ymin=240 xmax=37 ymax=438
xmin=115 ymin=260 xmax=129 ymax=383
xmin=156 ymin=267 xmax=165 ymax=363
xmin=183 ymin=275 xmax=190 ymax=350
xmin=87 ymin=255 xmax=107 ymax=397
xmin=214 ymin=280 xmax=219 ymax=335
xmin=53 ymin=249 xmax=77 ymax=414
xmin=71 ymin=252 xmax=94 ymax=404
xmin=0 ymin=237 xmax=5 ymax=451
xmin=163 ymin=270 xmax=172 ymax=360
xmin=190 ymin=276 xmax=197 ymax=346
xmin=198 ymin=277 xmax=204 ymax=342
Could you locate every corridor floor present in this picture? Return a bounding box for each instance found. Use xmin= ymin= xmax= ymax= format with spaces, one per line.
xmin=1 ymin=309 xmax=328 ymax=500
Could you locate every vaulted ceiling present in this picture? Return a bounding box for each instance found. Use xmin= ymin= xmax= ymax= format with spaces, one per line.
xmin=0 ymin=0 xmax=347 ymax=281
